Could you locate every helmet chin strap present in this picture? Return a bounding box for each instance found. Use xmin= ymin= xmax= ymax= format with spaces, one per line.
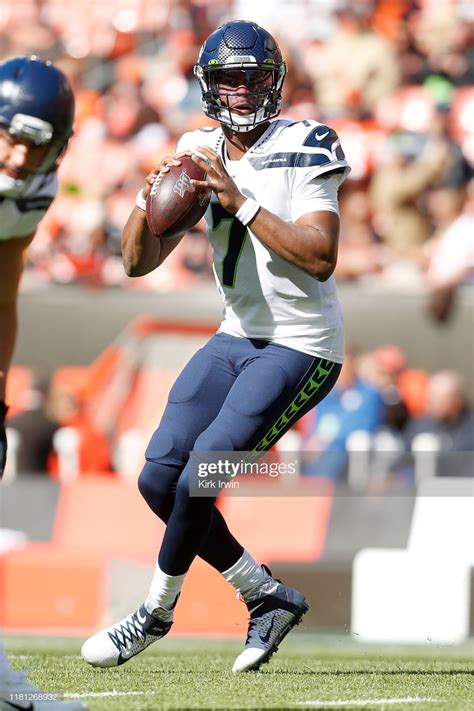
xmin=217 ymin=106 xmax=267 ymax=133
xmin=0 ymin=172 xmax=29 ymax=197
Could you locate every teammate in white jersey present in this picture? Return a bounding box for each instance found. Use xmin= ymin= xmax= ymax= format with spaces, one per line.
xmin=0 ymin=57 xmax=86 ymax=711
xmin=83 ymin=20 xmax=350 ymax=674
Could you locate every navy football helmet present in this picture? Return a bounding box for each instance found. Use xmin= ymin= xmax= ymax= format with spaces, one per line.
xmin=194 ymin=20 xmax=287 ymax=132
xmin=0 ymin=56 xmax=74 ymax=192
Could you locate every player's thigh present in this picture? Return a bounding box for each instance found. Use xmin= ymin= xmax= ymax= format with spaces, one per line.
xmin=196 ymin=345 xmax=341 ymax=452
xmin=249 ymin=353 xmax=342 ymax=451
xmin=145 ymin=334 xmax=237 ymax=465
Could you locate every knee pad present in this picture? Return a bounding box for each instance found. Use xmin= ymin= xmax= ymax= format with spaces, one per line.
xmin=138 ymin=460 xmax=180 ymax=521
xmin=193 ymin=428 xmax=235 ymax=454
xmin=145 ymin=419 xmax=195 ymax=465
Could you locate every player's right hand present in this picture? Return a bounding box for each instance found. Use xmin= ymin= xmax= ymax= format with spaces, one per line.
xmin=0 ymin=401 xmax=8 ymax=478
xmin=142 ymin=151 xmax=193 ymax=199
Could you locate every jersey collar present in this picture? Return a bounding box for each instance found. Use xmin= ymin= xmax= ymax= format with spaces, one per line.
xmin=218 ymin=120 xmax=281 ymax=168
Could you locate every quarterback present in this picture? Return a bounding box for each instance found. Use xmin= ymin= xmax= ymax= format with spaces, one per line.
xmin=0 ymin=57 xmax=86 ymax=710
xmin=83 ymin=20 xmax=350 ymax=673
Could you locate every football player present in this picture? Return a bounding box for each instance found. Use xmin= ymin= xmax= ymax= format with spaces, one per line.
xmin=83 ymin=20 xmax=350 ymax=673
xmin=0 ymin=57 xmax=87 ymax=711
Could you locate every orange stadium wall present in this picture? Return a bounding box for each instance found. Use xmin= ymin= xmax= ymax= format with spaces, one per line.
xmin=0 ymin=476 xmax=333 ymax=636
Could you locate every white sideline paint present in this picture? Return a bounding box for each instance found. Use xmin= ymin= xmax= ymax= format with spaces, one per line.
xmin=66 ymin=690 xmax=151 ymax=698
xmin=65 ymin=693 xmax=442 ymax=704
xmin=297 ymin=699 xmax=441 ymax=707
xmin=9 ymin=654 xmax=79 ymax=661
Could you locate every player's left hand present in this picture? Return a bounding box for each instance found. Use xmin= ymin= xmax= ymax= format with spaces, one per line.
xmin=191 ymin=146 xmax=245 ymax=215
xmin=0 ymin=401 xmax=8 ymax=478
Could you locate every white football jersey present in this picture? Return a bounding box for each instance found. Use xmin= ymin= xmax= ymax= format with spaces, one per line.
xmin=0 ymin=172 xmax=57 ymax=241
xmin=176 ymin=119 xmax=351 ymax=362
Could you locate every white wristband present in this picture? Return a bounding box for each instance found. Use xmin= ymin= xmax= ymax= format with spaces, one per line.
xmin=136 ymin=189 xmax=147 ymax=212
xmin=235 ymin=198 xmax=260 ymax=226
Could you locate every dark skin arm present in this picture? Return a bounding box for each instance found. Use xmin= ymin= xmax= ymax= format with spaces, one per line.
xmin=0 ymin=233 xmax=35 ymax=401
xmin=191 ymin=145 xmax=340 ymax=281
xmin=0 ymin=233 xmax=35 ymax=476
xmin=121 ymin=152 xmax=192 ymax=277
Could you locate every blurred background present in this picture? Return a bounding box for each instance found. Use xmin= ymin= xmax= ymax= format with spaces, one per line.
xmin=0 ymin=0 xmax=473 ymax=646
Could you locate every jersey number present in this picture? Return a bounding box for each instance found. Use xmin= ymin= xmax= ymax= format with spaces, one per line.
xmin=211 ymin=203 xmax=248 ymax=288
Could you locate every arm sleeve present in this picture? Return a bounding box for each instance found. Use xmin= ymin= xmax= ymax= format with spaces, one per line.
xmin=291 ymin=173 xmax=344 ymax=222
xmin=288 ymin=122 xmax=350 ymax=222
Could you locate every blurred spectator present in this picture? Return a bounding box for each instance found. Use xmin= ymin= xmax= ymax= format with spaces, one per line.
xmin=424 ymin=173 xmax=473 ymax=322
xmin=361 ymin=344 xmax=412 ymax=434
xmin=405 ymin=370 xmax=474 ymax=457
xmin=301 ymin=345 xmax=383 ymax=480
xmin=370 ymin=131 xmax=451 ymax=268
xmin=7 ymin=375 xmax=59 ymax=475
xmin=99 ymin=80 xmax=161 ymax=139
xmin=232 ymin=0 xmax=338 ymax=46
xmin=370 ymin=369 xmax=474 ymax=491
xmin=361 ymin=343 xmax=407 ymax=391
xmin=413 ymin=2 xmax=474 ymax=88
xmin=336 ymin=181 xmax=386 ymax=281
xmin=46 ymin=379 xmax=112 ymax=477
xmin=305 ymin=3 xmax=400 ymax=119
xmin=360 ymin=341 xmax=428 ymax=424
xmin=392 ymin=7 xmax=432 ymax=85
xmin=357 ymin=345 xmax=413 ymax=492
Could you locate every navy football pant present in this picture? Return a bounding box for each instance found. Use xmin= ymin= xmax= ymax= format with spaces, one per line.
xmin=138 ymin=333 xmax=341 ymax=575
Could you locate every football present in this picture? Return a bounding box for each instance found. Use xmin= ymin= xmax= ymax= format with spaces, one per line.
xmin=146 ymin=155 xmax=211 ymax=239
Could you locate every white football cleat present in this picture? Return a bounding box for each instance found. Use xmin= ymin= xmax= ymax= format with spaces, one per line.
xmin=81 ymin=604 xmax=173 ymax=668
xmin=0 ymin=667 xmax=87 ymax=710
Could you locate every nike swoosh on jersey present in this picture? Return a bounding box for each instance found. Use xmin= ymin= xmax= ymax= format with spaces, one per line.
xmin=314 ymin=130 xmax=329 ymax=140
xmin=259 ymin=616 xmax=276 ymax=644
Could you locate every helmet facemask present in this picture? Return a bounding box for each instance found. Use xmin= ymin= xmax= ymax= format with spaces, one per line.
xmin=0 ymin=115 xmax=70 ymax=196
xmin=7 ymin=113 xmax=69 ymax=171
xmin=195 ymin=62 xmax=286 ymax=132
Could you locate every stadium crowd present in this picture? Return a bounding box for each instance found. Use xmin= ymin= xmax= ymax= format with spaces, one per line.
xmin=0 ymin=0 xmax=472 ymax=308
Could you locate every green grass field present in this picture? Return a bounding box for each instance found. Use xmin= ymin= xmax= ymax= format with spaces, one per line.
xmin=5 ymin=634 xmax=474 ymax=711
